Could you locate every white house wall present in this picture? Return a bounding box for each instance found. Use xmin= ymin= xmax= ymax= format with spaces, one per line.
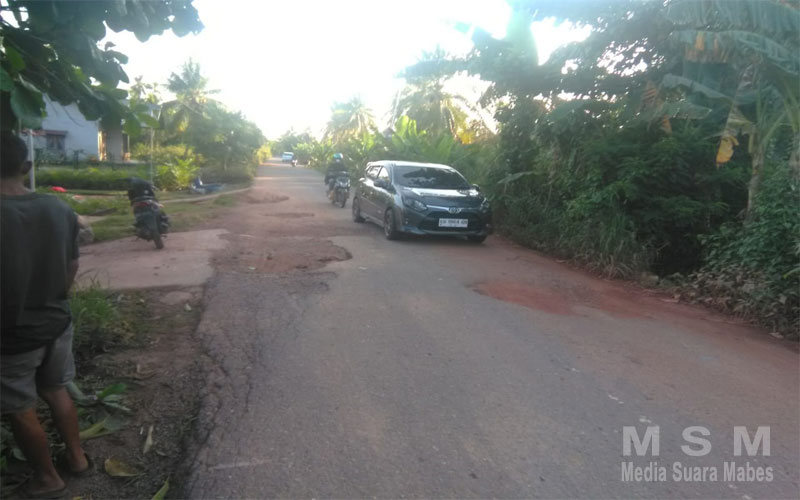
xmin=103 ymin=130 xmax=126 ymax=162
xmin=42 ymin=98 xmax=99 ymax=157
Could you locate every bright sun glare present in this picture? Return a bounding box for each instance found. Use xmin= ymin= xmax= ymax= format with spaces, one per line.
xmin=107 ymin=0 xmax=589 ymax=138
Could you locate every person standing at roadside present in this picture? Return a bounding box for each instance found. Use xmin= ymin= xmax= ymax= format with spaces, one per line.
xmin=1 ymin=132 xmax=90 ymax=497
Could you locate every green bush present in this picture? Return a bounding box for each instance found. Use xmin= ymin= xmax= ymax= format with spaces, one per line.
xmin=689 ymin=162 xmax=799 ymax=335
xmin=130 ymin=143 xmax=202 ymax=166
xmin=36 ymin=161 xmax=200 ymax=192
xmin=155 ymin=157 xmax=198 ymax=191
xmin=489 ymin=122 xmax=749 ymax=277
xmin=199 ymin=166 xmax=254 ymax=184
xmin=35 ymin=167 xmax=147 ymax=190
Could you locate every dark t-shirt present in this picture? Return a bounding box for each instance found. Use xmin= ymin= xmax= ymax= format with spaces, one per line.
xmin=325 ymin=162 xmax=348 ymax=183
xmin=1 ymin=192 xmax=79 ymax=355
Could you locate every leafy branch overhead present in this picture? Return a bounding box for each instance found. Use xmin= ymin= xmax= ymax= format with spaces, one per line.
xmin=0 ymin=0 xmax=203 ymax=134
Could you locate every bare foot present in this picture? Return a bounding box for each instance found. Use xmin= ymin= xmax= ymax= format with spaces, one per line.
xmin=23 ymin=472 xmax=66 ymax=498
xmin=64 ymin=450 xmax=89 ymax=473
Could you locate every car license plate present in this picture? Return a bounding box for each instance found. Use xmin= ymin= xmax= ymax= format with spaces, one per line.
xmin=438 ymin=218 xmax=468 ymax=228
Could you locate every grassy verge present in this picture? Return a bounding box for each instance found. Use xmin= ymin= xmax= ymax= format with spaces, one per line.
xmin=36 ymin=188 xmax=129 ymax=217
xmin=157 ymin=182 xmax=251 ymax=201
xmin=91 ymin=192 xmax=240 ymax=243
xmin=70 ymin=283 xmax=148 ymax=356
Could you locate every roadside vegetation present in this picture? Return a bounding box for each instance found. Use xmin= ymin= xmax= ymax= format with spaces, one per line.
xmin=26 ymin=58 xmax=260 ymax=243
xmin=2 ymin=285 xmax=142 ymax=492
xmin=33 ymin=62 xmax=263 ymax=193
xmin=272 ymin=0 xmax=798 ymax=336
xmin=1 ymin=282 xmax=202 ymax=498
xmin=1 ymin=2 xmax=216 ymax=497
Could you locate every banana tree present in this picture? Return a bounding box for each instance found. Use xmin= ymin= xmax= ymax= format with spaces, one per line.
xmin=389 ymin=115 xmax=463 ymax=165
xmin=664 ymin=0 xmax=800 ymax=211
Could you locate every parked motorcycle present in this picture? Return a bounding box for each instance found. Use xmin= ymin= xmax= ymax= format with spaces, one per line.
xmin=329 ymin=174 xmax=350 ymax=208
xmin=190 ymin=176 xmax=224 ymax=195
xmin=127 ymin=178 xmax=170 ymax=249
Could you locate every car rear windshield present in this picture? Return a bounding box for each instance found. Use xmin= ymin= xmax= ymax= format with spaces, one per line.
xmin=393 ymin=165 xmax=470 ymax=190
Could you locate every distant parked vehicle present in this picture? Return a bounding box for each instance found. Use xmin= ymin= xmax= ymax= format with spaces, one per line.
xmin=351 ymin=161 xmax=492 ymax=242
xmin=190 ymin=176 xmax=224 ymax=195
xmin=282 ymin=152 xmax=297 ymax=166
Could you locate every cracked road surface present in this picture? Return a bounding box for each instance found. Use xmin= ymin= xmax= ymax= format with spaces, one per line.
xmin=183 ymin=162 xmax=798 ymax=499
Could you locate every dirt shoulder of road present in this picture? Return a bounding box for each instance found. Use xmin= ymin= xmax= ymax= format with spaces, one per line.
xmin=41 ymin=176 xmax=350 ymax=499
xmin=1 ymin=193 xmax=247 ymax=499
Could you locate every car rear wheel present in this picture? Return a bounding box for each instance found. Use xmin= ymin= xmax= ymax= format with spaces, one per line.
xmin=384 ymin=208 xmax=399 ymax=240
xmin=467 ymin=235 xmax=487 ymax=243
xmin=352 ymin=197 xmax=364 ymax=222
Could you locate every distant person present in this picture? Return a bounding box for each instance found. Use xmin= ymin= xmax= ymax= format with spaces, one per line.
xmin=1 ymin=132 xmax=90 ymax=497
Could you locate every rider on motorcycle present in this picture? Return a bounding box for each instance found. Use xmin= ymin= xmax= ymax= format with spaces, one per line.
xmin=324 ymin=153 xmax=348 ymax=196
xmin=127 ymin=177 xmax=156 ymax=203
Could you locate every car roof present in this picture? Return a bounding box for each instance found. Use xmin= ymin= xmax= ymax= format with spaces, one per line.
xmin=367 ymin=160 xmax=454 ymax=170
xmin=282 ymin=152 xmax=293 ymax=155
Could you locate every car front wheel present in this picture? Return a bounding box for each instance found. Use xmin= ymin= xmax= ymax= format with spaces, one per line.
xmin=383 ymin=208 xmax=399 ymax=240
xmin=352 ymin=197 xmax=365 ymax=222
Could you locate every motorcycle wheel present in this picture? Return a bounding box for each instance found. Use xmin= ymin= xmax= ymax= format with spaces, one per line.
xmin=339 ymin=191 xmax=347 ymax=208
xmin=148 ymin=217 xmax=164 ymax=249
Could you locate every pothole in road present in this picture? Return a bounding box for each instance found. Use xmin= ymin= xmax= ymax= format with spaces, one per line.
xmin=216 ymin=235 xmax=351 ymax=273
xmin=245 ymin=193 xmax=289 ymax=204
xmin=261 ymin=212 xmax=314 ymax=218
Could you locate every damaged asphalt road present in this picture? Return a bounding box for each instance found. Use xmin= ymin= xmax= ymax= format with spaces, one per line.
xmin=181 ymin=163 xmax=799 ymax=499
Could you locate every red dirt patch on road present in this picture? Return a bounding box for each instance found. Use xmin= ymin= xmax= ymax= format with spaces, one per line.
xmin=472 ymin=280 xmax=648 ymax=319
xmin=473 ymin=281 xmax=573 ymax=315
xmin=580 ymin=287 xmax=648 ymax=319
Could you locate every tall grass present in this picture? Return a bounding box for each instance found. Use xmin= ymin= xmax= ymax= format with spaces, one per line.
xmin=70 ymin=283 xmax=132 ymax=354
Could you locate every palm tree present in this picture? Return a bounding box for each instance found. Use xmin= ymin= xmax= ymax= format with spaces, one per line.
xmin=161 ymin=60 xmax=219 ymax=155
xmin=325 ymin=96 xmax=376 ymax=144
xmin=396 ymin=80 xmax=478 ymax=140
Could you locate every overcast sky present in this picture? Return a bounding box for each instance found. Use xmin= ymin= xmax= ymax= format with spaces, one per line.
xmin=106 ymin=0 xmax=588 ymax=139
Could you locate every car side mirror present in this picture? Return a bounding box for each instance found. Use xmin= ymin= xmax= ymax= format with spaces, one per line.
xmin=375 ymin=179 xmax=388 ymax=189
xmin=472 ymin=184 xmax=481 ymax=192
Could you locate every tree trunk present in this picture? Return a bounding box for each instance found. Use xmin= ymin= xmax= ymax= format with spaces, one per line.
xmin=747 ymin=141 xmax=764 ymax=216
xmin=789 ymin=132 xmax=800 ymax=176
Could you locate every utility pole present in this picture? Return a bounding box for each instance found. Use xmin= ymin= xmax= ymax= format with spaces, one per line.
xmin=28 ymin=129 xmax=35 ymax=190
xmin=149 ymin=126 xmax=154 ymax=184
xmin=149 ymin=105 xmax=162 ymax=184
